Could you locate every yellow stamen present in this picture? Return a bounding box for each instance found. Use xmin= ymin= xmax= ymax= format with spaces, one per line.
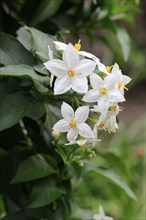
xmin=124 ymin=86 xmax=128 ymax=91
xmin=109 ymin=105 xmax=117 ymax=111
xmin=105 ymin=66 xmax=111 ymax=72
xmin=100 ymin=87 xmax=107 ymax=95
xmin=98 ymin=122 xmax=104 ymax=129
xmin=69 ymin=121 xmax=76 ymax=128
xmin=74 ymin=39 xmax=81 ymax=51
xmin=68 ymin=69 xmax=74 ymax=76
xmin=118 ymin=82 xmax=124 ymax=89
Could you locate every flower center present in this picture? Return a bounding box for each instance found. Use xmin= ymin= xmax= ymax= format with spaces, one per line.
xmin=109 ymin=105 xmax=117 ymax=111
xmin=118 ymin=82 xmax=123 ymax=89
xmin=105 ymin=66 xmax=111 ymax=72
xmin=98 ymin=122 xmax=104 ymax=128
xmin=74 ymin=39 xmax=81 ymax=51
xmin=69 ymin=120 xmax=76 ymax=128
xmin=68 ymin=69 xmax=75 ymax=76
xmin=100 ymin=87 xmax=107 ymax=95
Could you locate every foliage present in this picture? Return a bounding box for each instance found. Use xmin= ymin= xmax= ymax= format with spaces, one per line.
xmin=0 ymin=0 xmax=145 ymax=219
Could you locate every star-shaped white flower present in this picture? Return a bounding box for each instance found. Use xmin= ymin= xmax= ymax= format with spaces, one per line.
xmin=53 ymin=102 xmax=94 ymax=142
xmin=93 ymin=206 xmax=114 ymax=220
xmin=44 ymin=44 xmax=96 ymax=94
xmin=82 ymin=73 xmax=125 ymax=114
xmin=111 ymin=63 xmax=132 ymax=94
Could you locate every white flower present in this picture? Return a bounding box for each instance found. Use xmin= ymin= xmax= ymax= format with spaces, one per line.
xmin=92 ymin=103 xmax=120 ymax=116
xmin=53 ymin=102 xmax=94 ymax=142
xmin=82 ymin=73 xmax=125 ymax=114
xmin=111 ymin=63 xmax=132 ymax=94
xmin=95 ymin=113 xmax=119 ymax=133
xmin=44 ymin=44 xmax=96 ymax=94
xmin=93 ymin=206 xmax=114 ymax=220
xmin=53 ymin=40 xmax=100 ymax=62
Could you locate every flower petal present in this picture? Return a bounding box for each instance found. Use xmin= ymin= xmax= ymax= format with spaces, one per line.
xmin=77 ymin=123 xmax=94 ymax=138
xmin=75 ymin=106 xmax=89 ymax=123
xmin=54 ymin=75 xmax=72 ymax=94
xmin=104 ymin=74 xmax=117 ymax=89
xmin=123 ymin=75 xmax=132 ymax=85
xmin=67 ymin=128 xmax=78 ymax=142
xmin=74 ymin=59 xmax=96 ymax=76
xmin=44 ymin=59 xmax=67 ymax=77
xmin=82 ymin=89 xmax=100 ymax=103
xmin=61 ymin=102 xmax=74 ymax=120
xmin=53 ymin=119 xmax=69 ymax=132
xmin=79 ymin=51 xmax=100 ymax=61
xmin=108 ymin=89 xmax=125 ymax=102
xmin=90 ymin=73 xmax=103 ymax=89
xmin=72 ymin=75 xmax=88 ymax=93
xmin=63 ymin=44 xmax=79 ymax=68
xmin=98 ymin=100 xmax=110 ymax=114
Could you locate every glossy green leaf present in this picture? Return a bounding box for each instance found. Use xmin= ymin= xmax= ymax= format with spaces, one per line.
xmin=25 ymin=26 xmax=58 ymax=59
xmin=116 ymin=27 xmax=131 ymax=61
xmin=26 ymin=180 xmax=65 ymax=208
xmin=0 ymin=92 xmax=45 ymax=131
xmin=32 ymin=0 xmax=63 ymax=25
xmin=11 ymin=154 xmax=57 ymax=183
xmin=16 ymin=27 xmax=33 ymax=51
xmin=0 ymin=32 xmax=34 ymax=66
xmin=0 ymin=65 xmax=50 ymax=92
xmin=85 ymin=166 xmax=137 ymax=201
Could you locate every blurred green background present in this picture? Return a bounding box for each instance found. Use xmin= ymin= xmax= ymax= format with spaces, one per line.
xmin=0 ymin=0 xmax=145 ymax=219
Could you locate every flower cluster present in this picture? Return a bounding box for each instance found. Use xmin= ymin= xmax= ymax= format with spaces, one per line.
xmin=44 ymin=40 xmax=131 ymax=147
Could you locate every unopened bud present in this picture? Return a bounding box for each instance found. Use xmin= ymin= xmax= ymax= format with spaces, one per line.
xmin=52 ymin=129 xmax=60 ymax=139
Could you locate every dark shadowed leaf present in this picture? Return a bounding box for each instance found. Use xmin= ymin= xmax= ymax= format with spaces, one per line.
xmin=0 ymin=92 xmax=45 ymax=131
xmin=0 ymin=65 xmax=50 ymax=92
xmin=32 ymin=0 xmax=63 ymax=25
xmin=11 ymin=154 xmax=57 ymax=183
xmin=26 ymin=180 xmax=65 ymax=208
xmin=0 ymin=32 xmax=34 ymax=66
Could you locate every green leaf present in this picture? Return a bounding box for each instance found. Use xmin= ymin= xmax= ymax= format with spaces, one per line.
xmin=85 ymin=166 xmax=137 ymax=201
xmin=0 ymin=65 xmax=50 ymax=92
xmin=11 ymin=154 xmax=57 ymax=183
xmin=25 ymin=26 xmax=58 ymax=60
xmin=16 ymin=27 xmax=33 ymax=51
xmin=32 ymin=0 xmax=63 ymax=25
xmin=26 ymin=180 xmax=65 ymax=208
xmin=0 ymin=32 xmax=34 ymax=66
xmin=0 ymin=92 xmax=45 ymax=131
xmin=98 ymin=151 xmax=129 ymax=178
xmin=116 ymin=27 xmax=131 ymax=61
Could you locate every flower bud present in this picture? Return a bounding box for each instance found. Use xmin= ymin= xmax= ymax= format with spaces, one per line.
xmin=52 ymin=129 xmax=60 ymax=139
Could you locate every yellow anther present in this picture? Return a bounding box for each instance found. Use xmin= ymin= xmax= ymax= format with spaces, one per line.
xmin=98 ymin=122 xmax=104 ymax=129
xmin=68 ymin=69 xmax=74 ymax=76
xmin=109 ymin=105 xmax=117 ymax=111
xmin=69 ymin=121 xmax=76 ymax=128
xmin=105 ymin=66 xmax=111 ymax=72
xmin=74 ymin=39 xmax=81 ymax=51
xmin=118 ymin=82 xmax=124 ymax=89
xmin=100 ymin=87 xmax=107 ymax=95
